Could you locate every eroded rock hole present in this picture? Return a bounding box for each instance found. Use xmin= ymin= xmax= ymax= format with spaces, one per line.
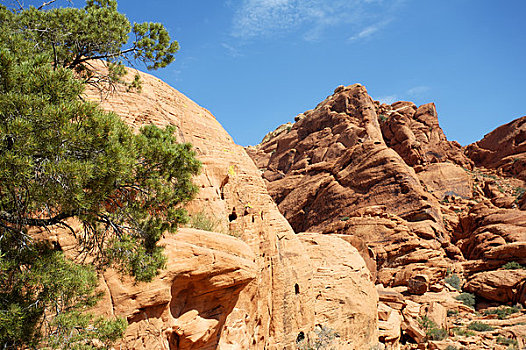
xmin=296 ymin=331 xmax=305 ymax=343
xmin=229 ymin=208 xmax=237 ymax=222
xmin=295 ymin=283 xmax=300 ymax=295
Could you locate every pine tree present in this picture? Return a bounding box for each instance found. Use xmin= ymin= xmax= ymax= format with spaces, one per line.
xmin=0 ymin=1 xmax=200 ymax=348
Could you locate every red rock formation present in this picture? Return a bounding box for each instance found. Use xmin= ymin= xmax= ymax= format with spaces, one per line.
xmin=249 ymin=83 xmax=526 ymax=349
xmin=466 ymin=116 xmax=526 ymax=180
xmin=79 ymin=65 xmax=379 ymax=349
xmin=378 ymin=101 xmax=472 ymax=168
xmin=247 ymin=84 xmax=454 ymax=288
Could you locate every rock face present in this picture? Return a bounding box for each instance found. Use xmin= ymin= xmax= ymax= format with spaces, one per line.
xmin=464 ymin=269 xmax=526 ymax=305
xmin=298 ymin=234 xmax=378 ymax=349
xmin=247 ymin=84 xmax=453 ymax=288
xmin=248 ymin=83 xmax=526 ymax=349
xmin=80 ymin=65 xmax=378 ymax=349
xmin=378 ymin=101 xmax=472 ymax=168
xmin=100 ymin=229 xmax=257 ymax=349
xmin=466 ymin=115 xmax=526 ymax=180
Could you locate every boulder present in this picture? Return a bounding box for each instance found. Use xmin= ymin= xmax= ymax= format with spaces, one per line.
xmin=407 ymin=274 xmax=430 ymax=295
xmin=298 ymin=233 xmax=379 ymax=349
xmin=464 ymin=269 xmax=526 ymax=305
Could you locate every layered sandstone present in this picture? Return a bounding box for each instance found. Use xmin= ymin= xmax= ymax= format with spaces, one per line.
xmin=466 ymin=115 xmax=526 ymax=180
xmin=78 ymin=64 xmax=379 ymax=349
xmin=247 ymin=84 xmax=453 ymax=288
xmin=248 ymin=83 xmax=526 ymax=349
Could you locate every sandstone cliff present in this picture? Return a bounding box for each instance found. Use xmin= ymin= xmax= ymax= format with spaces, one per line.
xmin=248 ymin=84 xmax=526 ymax=349
xmin=69 ymin=65 xmax=378 ymax=349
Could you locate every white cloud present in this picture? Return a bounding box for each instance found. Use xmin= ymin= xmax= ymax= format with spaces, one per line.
xmin=378 ymin=95 xmax=398 ymax=105
xmin=406 ymin=85 xmax=430 ymax=96
xmin=348 ymin=19 xmax=391 ymax=41
xmin=231 ymin=0 xmax=393 ymax=40
xmin=221 ymin=43 xmax=242 ymax=58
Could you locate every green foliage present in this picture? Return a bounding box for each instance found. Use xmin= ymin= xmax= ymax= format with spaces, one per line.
xmin=513 ymin=187 xmax=525 ymax=202
xmin=456 ymin=293 xmax=476 ymax=308
xmin=451 ymin=327 xmax=475 ymax=337
xmin=190 ymin=211 xmax=221 ymax=232
xmin=418 ymin=316 xmax=447 ymax=341
xmin=445 ymin=273 xmax=462 ymax=290
xmin=445 ymin=346 xmax=458 ymax=350
xmin=296 ymin=325 xmax=338 ymax=350
xmin=467 ymin=321 xmax=494 ymax=332
xmin=1 ymin=0 xmax=178 ymax=69
xmin=0 ymin=246 xmax=126 ymax=348
xmin=483 ymin=305 xmax=521 ymax=319
xmin=447 ymin=309 xmax=459 ymax=317
xmin=503 ymin=261 xmax=525 ymax=270
xmin=497 ymin=336 xmax=518 ymax=347
xmin=0 ymin=1 xmax=199 ymax=347
xmin=426 ymin=327 xmax=448 ymax=341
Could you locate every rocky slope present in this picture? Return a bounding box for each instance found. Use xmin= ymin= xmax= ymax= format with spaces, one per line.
xmin=248 ymin=84 xmax=526 ymax=349
xmin=52 ymin=64 xmax=379 ymax=349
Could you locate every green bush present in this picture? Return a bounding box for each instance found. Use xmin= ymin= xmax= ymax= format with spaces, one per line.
xmin=456 ymin=293 xmax=476 ymax=308
xmin=483 ymin=305 xmax=521 ymax=319
xmin=445 ymin=346 xmax=458 ymax=350
xmin=427 ymin=327 xmax=448 ymax=341
xmin=497 ymin=336 xmax=518 ymax=347
xmin=418 ymin=316 xmax=448 ymax=341
xmin=445 ymin=273 xmax=462 ymax=290
xmin=447 ymin=309 xmax=459 ymax=317
xmin=503 ymin=261 xmax=525 ymax=270
xmin=467 ymin=321 xmax=494 ymax=332
xmin=296 ymin=325 xmax=337 ymax=350
xmin=452 ymin=327 xmax=475 ymax=337
xmin=190 ymin=211 xmax=221 ymax=232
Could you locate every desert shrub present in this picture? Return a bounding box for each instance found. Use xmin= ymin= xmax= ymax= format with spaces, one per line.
xmin=456 ymin=293 xmax=476 ymax=308
xmin=427 ymin=327 xmax=448 ymax=341
xmin=503 ymin=261 xmax=525 ymax=270
xmin=497 ymin=336 xmax=518 ymax=347
xmin=296 ymin=324 xmax=338 ymax=350
xmin=446 ymin=346 xmax=459 ymax=350
xmin=418 ymin=316 xmax=447 ymax=341
xmin=483 ymin=305 xmax=521 ymax=319
xmin=467 ymin=321 xmax=494 ymax=332
xmin=452 ymin=327 xmax=475 ymax=337
xmin=190 ymin=211 xmax=220 ymax=232
xmin=447 ymin=309 xmax=459 ymax=317
xmin=445 ymin=273 xmax=462 ymax=290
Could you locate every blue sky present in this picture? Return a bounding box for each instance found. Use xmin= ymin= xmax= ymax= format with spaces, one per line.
xmin=33 ymin=0 xmax=526 ymax=146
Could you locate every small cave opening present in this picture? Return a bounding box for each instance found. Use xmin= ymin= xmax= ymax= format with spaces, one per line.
xmin=296 ymin=331 xmax=305 ymax=343
xmin=294 ymin=283 xmax=300 ymax=295
xmin=228 ymin=208 xmax=238 ymax=222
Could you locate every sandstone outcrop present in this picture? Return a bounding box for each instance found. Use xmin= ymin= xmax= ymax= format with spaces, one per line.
xmin=297 ymin=233 xmax=378 ymax=349
xmin=466 ymin=115 xmax=526 ymax=180
xmin=248 ymin=83 xmax=526 ymax=349
xmin=247 ymin=84 xmax=453 ymax=290
xmin=80 ymin=65 xmax=379 ymax=349
xmin=378 ymin=101 xmax=472 ymax=168
xmin=464 ymin=269 xmax=526 ymax=305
